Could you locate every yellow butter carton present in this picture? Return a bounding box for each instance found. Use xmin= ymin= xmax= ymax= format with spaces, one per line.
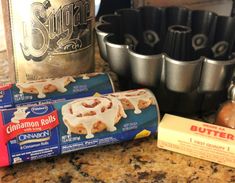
xmin=158 ymin=114 xmax=235 ymax=168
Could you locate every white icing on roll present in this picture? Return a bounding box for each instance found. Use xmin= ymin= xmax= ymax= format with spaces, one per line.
xmin=81 ymin=73 xmax=101 ymax=80
xmin=62 ymin=96 xmax=127 ymax=139
xmin=82 ymin=74 xmax=90 ymax=80
xmin=0 ymin=59 xmax=10 ymax=84
xmin=16 ymin=76 xmax=76 ymax=98
xmin=110 ymin=89 xmax=153 ymax=114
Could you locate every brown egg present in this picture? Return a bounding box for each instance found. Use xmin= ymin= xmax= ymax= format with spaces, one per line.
xmin=215 ymin=101 xmax=235 ymax=129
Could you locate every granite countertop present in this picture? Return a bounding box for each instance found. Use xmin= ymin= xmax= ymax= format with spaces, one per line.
xmin=1 ymin=44 xmax=235 ymax=183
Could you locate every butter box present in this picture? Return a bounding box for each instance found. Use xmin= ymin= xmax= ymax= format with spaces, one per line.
xmin=158 ymin=114 xmax=235 ymax=168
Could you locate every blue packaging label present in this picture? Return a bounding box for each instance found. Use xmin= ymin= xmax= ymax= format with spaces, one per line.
xmin=0 ymin=85 xmax=14 ymax=109
xmin=0 ymin=73 xmax=114 ymax=109
xmin=0 ymin=89 xmax=159 ymax=167
xmin=1 ymin=105 xmax=60 ymax=165
xmin=54 ymin=89 xmax=159 ymax=154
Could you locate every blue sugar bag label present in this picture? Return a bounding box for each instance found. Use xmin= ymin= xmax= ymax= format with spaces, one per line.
xmin=0 ymin=104 xmax=60 ymax=165
xmin=54 ymin=89 xmax=159 ymax=154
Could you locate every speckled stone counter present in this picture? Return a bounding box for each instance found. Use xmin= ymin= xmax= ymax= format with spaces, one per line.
xmin=1 ymin=45 xmax=235 ymax=183
xmin=1 ymin=138 xmax=235 ymax=183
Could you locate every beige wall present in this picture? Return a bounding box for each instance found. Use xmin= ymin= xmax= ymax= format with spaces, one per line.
xmin=0 ymin=0 xmax=6 ymax=51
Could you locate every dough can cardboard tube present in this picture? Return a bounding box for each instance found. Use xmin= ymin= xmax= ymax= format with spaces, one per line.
xmin=0 ymin=72 xmax=114 ymax=109
xmin=0 ymin=89 xmax=160 ymax=167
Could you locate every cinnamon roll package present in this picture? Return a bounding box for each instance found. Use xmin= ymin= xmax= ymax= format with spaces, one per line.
xmin=0 ymin=89 xmax=160 ymax=167
xmin=0 ymin=72 xmax=114 ymax=109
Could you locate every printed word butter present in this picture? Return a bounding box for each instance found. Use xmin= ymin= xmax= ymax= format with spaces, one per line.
xmin=158 ymin=114 xmax=235 ymax=168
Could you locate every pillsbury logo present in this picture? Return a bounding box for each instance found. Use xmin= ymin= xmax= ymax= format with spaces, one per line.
xmin=31 ymin=105 xmax=49 ymax=115
xmin=17 ymin=130 xmax=51 ymax=145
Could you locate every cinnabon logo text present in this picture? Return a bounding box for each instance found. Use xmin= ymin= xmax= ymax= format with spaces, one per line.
xmin=190 ymin=125 xmax=234 ymax=140
xmin=17 ymin=130 xmax=51 ymax=145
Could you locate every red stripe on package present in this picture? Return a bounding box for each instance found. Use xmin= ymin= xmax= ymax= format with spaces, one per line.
xmin=0 ymin=112 xmax=10 ymax=167
xmin=0 ymin=84 xmax=12 ymax=91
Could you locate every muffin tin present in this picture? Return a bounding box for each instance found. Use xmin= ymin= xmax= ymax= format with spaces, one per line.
xmin=96 ymin=6 xmax=235 ymax=114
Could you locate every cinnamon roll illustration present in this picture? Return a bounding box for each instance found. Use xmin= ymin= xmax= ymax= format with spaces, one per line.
xmin=16 ymin=76 xmax=76 ymax=99
xmin=62 ymin=96 xmax=127 ymax=139
xmin=81 ymin=72 xmax=103 ymax=80
xmin=109 ymin=89 xmax=155 ymax=114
